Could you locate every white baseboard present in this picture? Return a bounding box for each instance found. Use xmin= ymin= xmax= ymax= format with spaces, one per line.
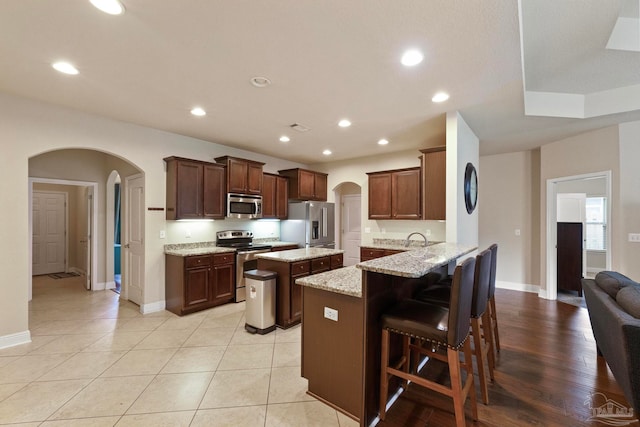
xmin=0 ymin=330 xmax=31 ymax=350
xmin=69 ymin=267 xmax=85 ymax=275
xmin=91 ymin=281 xmax=117 ymax=291
xmin=141 ymin=301 xmax=166 ymax=314
xmin=496 ymin=280 xmax=539 ymax=294
xmin=104 ymin=281 xmax=116 ymax=290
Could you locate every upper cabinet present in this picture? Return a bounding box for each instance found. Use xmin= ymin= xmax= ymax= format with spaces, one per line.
xmin=278 ymin=168 xmax=328 ymax=201
xmin=262 ymin=173 xmax=289 ymax=219
xmin=215 ymin=156 xmax=264 ymax=195
xmin=420 ymin=146 xmax=446 ymax=220
xmin=165 ymin=156 xmax=225 ymax=220
xmin=367 ymin=167 xmax=421 ymax=220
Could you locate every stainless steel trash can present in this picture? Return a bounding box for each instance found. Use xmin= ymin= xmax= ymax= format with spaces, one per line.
xmin=244 ymin=269 xmax=277 ymax=334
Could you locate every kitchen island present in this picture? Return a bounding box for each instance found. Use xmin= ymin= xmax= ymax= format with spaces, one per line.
xmin=297 ymin=242 xmax=475 ymax=425
xmin=256 ymin=247 xmax=344 ymax=328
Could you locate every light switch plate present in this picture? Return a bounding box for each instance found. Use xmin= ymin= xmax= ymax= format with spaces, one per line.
xmin=159 ymin=230 xmax=166 ymax=239
xmin=324 ymin=307 xmax=338 ymax=322
xmin=629 ymin=233 xmax=640 ymax=243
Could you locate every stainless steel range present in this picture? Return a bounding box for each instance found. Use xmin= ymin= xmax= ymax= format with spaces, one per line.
xmin=216 ymin=230 xmax=272 ymax=302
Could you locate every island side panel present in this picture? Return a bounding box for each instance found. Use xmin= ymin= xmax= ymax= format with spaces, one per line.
xmin=302 ymin=285 xmax=364 ymax=420
xmin=256 ymin=258 xmax=293 ymax=328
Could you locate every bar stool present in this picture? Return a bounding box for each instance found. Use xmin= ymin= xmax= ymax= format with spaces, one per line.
xmin=486 ymin=244 xmax=500 ymax=364
xmin=379 ymin=257 xmax=478 ymax=427
xmin=415 ymin=248 xmax=495 ymax=404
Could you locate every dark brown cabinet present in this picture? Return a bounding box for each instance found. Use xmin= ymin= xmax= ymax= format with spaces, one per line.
xmin=367 ymin=167 xmax=421 ymax=220
xmin=164 ymin=157 xmax=225 ymax=220
xmin=262 ymin=173 xmax=289 ymax=219
xmin=360 ymin=247 xmax=404 ymax=262
xmin=420 ymin=146 xmax=446 ymax=220
xmin=165 ymin=252 xmax=235 ymax=316
xmin=278 ymin=168 xmax=328 ymax=201
xmin=257 ymin=253 xmax=344 ymax=328
xmin=215 ymin=156 xmax=264 ymax=195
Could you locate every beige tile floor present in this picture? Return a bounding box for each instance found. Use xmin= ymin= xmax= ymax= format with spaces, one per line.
xmin=0 ymin=275 xmax=358 ymax=427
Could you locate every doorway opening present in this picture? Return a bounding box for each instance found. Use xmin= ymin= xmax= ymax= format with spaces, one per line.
xmin=107 ymin=171 xmax=122 ymax=293
xmin=334 ymin=182 xmax=362 ymax=266
xmin=545 ymin=171 xmax=612 ymax=301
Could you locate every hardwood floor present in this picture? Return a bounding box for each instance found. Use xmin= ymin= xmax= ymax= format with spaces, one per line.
xmin=378 ymin=288 xmax=639 ymax=426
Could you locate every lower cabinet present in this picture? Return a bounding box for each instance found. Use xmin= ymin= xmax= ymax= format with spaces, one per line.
xmin=360 ymin=247 xmax=404 ymax=262
xmin=165 ymin=253 xmax=235 ymax=316
xmin=257 ymin=254 xmax=344 ymax=328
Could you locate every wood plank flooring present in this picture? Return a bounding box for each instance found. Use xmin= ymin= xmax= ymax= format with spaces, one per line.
xmin=377 ymin=288 xmax=639 ymax=426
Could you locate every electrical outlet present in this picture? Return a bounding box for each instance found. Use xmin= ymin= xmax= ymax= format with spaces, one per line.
xmin=159 ymin=230 xmax=166 ymax=239
xmin=365 ymin=227 xmax=371 ymax=233
xmin=515 ymin=229 xmax=521 ymax=236
xmin=185 ymin=228 xmax=191 ymax=238
xmin=425 ymin=229 xmax=431 ymax=237
xmin=629 ymin=233 xmax=640 ymax=243
xmin=324 ymin=307 xmax=338 ymax=322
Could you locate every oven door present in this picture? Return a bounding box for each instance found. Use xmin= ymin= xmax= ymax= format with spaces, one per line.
xmin=235 ymin=248 xmax=271 ymax=302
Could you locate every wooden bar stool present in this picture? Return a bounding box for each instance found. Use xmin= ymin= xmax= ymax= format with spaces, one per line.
xmin=379 ymin=257 xmax=478 ymax=427
xmin=486 ymin=244 xmax=500 ymax=366
xmin=414 ymin=248 xmax=495 ymax=404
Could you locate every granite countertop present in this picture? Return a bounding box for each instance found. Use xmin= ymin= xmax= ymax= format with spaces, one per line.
xmin=256 ymin=247 xmax=344 ymax=262
xmin=296 ymin=265 xmax=362 ymax=298
xmin=260 ymin=241 xmax=300 ymax=248
xmin=360 ymin=238 xmax=442 ymax=251
xmin=164 ymin=242 xmax=235 ymax=257
xmin=356 ymin=242 xmax=476 ymax=278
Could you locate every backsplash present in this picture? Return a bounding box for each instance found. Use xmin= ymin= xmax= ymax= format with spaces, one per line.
xmin=165 ymin=218 xmax=281 ymax=244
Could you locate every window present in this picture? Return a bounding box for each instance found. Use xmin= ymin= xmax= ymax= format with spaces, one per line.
xmin=585 ymin=197 xmax=606 ymax=250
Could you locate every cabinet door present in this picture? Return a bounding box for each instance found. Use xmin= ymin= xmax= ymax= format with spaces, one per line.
xmin=184 ymin=266 xmax=210 ymax=308
xmin=392 ymin=169 xmax=421 ymax=219
xmin=298 ymin=169 xmax=316 ymax=200
xmin=368 ymin=173 xmax=392 ymax=219
xmin=203 ymin=164 xmax=225 ymax=219
xmin=313 ymin=173 xmax=328 ymax=201
xmin=247 ymin=163 xmax=263 ymax=195
xmin=422 ymin=147 xmax=446 ymax=220
xmin=276 ymin=176 xmax=289 ymax=219
xmin=176 ymin=160 xmax=203 ymax=219
xmin=227 ymin=158 xmax=248 ymax=193
xmin=262 ymin=173 xmax=276 ymax=218
xmin=212 ymin=262 xmax=234 ymax=302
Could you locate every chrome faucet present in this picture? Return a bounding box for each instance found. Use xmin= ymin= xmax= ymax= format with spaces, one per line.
xmin=404 ymin=232 xmax=428 ymax=247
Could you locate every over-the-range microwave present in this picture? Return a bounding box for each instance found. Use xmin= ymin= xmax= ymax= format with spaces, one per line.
xmin=226 ymin=193 xmax=262 ymax=219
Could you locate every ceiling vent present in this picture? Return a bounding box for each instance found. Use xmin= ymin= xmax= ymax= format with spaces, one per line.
xmin=290 ymin=123 xmax=311 ymax=132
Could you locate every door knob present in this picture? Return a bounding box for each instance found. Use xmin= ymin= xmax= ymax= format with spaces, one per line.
xmin=124 ymin=243 xmax=130 ymax=249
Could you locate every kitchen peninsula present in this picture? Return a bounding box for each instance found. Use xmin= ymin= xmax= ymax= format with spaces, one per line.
xmin=297 ymin=242 xmax=476 ymax=425
xmin=256 ymin=247 xmax=344 ymax=328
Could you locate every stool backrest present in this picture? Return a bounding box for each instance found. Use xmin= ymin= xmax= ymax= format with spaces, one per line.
xmin=488 ymin=244 xmax=498 ymax=299
xmin=472 ymin=248 xmax=492 ymax=318
xmin=447 ymin=257 xmax=476 ymax=348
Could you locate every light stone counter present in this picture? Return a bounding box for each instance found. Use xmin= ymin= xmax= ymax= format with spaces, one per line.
xmin=296 ymin=265 xmax=362 ymax=298
xmin=356 ymin=242 xmax=476 ymax=278
xmin=360 ymin=238 xmax=442 ymax=252
xmin=256 ymin=247 xmax=344 ymax=262
xmin=257 ymin=240 xmax=300 ymax=249
xmin=164 ymin=242 xmax=235 ymax=257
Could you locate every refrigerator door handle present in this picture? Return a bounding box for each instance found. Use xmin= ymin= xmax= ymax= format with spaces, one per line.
xmin=322 ymin=207 xmax=328 ymax=238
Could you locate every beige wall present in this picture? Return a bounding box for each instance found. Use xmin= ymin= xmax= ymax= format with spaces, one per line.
xmin=618 ymin=121 xmax=640 ymax=280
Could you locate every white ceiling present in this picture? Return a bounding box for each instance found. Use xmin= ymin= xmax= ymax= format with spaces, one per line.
xmin=1 ymin=0 xmax=639 ymax=164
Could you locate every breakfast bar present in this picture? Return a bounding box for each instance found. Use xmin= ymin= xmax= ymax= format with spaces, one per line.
xmin=297 ymin=242 xmax=476 ymax=426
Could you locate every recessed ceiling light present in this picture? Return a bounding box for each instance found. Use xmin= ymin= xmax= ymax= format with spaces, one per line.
xmin=251 ymin=76 xmax=271 ymax=87
xmin=52 ymin=61 xmax=79 ymax=75
xmin=338 ymin=119 xmax=351 ymax=128
xmin=279 ymin=136 xmax=290 ymax=143
xmin=89 ymin=0 xmax=125 ymax=15
xmin=378 ymin=139 xmax=389 ymax=145
xmin=190 ymin=107 xmax=206 ymax=116
xmin=323 ymin=149 xmax=332 ymax=155
xmin=432 ymin=92 xmax=450 ymax=103
xmin=401 ymin=49 xmax=424 ymax=66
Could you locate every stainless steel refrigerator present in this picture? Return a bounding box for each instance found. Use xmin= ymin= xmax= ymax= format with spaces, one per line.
xmin=280 ymin=201 xmax=335 ymax=248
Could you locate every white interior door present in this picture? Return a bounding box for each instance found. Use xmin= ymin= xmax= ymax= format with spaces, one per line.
xmin=557 ymin=193 xmax=587 ymax=277
xmin=32 ymin=191 xmax=66 ymax=275
xmin=124 ymin=175 xmax=144 ymax=306
xmin=341 ymin=194 xmax=361 ymax=266
xmin=85 ymin=187 xmax=93 ymax=290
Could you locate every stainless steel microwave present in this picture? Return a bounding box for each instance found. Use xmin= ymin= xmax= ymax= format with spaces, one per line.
xmin=227 ymin=193 xmax=263 ymax=219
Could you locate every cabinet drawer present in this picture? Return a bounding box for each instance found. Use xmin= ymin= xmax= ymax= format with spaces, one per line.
xmin=311 ymin=257 xmax=330 ymax=273
xmin=291 ymin=260 xmax=311 ymax=277
xmin=213 ymin=253 xmax=235 ymax=265
xmin=330 ymin=254 xmax=343 ymax=269
xmin=186 ymin=255 xmax=211 ymax=269
xmin=360 ymin=247 xmax=385 ymax=261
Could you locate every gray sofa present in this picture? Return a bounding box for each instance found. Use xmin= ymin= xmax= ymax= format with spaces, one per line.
xmin=582 ymin=271 xmax=640 ymax=413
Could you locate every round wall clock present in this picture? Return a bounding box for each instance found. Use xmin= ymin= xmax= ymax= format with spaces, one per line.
xmin=464 ymin=162 xmax=478 ymax=214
